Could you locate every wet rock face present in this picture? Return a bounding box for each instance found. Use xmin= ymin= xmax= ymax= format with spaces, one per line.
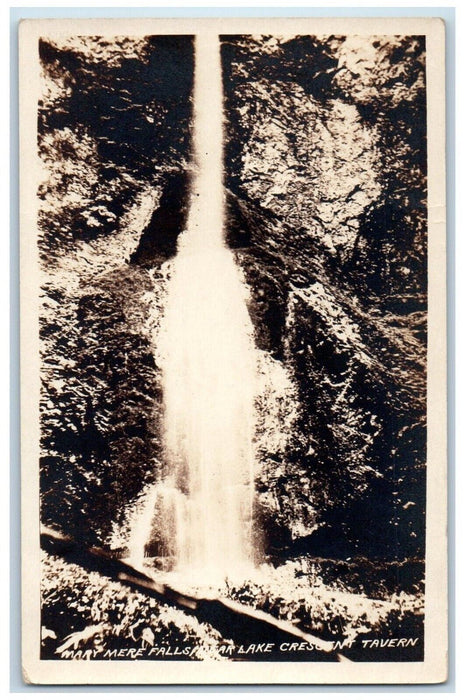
xmin=38 ymin=36 xmax=194 ymax=544
xmin=40 ymin=259 xmax=166 ymax=544
xmin=222 ymin=34 xmax=427 ymax=302
xmin=130 ymin=171 xmax=191 ymax=265
xmin=37 ymin=36 xmax=194 ymax=258
xmin=222 ymin=35 xmax=427 ymax=558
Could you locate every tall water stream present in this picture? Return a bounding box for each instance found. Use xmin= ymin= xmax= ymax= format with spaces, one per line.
xmin=129 ymin=34 xmax=258 ymax=583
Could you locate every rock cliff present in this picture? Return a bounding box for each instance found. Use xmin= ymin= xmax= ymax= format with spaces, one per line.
xmin=38 ymin=33 xmax=427 ymax=562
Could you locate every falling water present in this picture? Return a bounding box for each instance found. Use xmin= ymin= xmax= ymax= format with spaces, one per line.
xmin=129 ymin=35 xmax=257 ymax=582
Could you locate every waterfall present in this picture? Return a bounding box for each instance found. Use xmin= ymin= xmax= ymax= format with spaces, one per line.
xmin=129 ymin=35 xmax=257 ymax=582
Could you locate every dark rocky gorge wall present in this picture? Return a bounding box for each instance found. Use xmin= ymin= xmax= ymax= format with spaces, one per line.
xmin=38 ymin=35 xmax=194 ymax=546
xmin=39 ymin=34 xmax=427 ymax=563
xmin=221 ymin=35 xmax=427 ymax=562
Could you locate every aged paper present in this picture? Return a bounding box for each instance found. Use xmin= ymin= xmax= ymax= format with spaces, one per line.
xmin=20 ymin=17 xmax=447 ymax=685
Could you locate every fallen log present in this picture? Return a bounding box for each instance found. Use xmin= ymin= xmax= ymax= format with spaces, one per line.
xmin=41 ymin=525 xmax=348 ymax=662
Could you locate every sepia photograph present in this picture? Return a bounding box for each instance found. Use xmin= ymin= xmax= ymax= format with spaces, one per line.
xmin=19 ymin=17 xmax=447 ymax=685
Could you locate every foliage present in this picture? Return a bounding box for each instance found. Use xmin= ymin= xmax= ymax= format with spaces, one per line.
xmin=41 ymin=554 xmax=225 ymax=660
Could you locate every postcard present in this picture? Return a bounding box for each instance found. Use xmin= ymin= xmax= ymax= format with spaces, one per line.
xmin=19 ymin=16 xmax=447 ymax=684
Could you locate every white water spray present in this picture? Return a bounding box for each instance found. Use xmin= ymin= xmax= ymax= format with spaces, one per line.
xmin=129 ymin=35 xmax=257 ymax=582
